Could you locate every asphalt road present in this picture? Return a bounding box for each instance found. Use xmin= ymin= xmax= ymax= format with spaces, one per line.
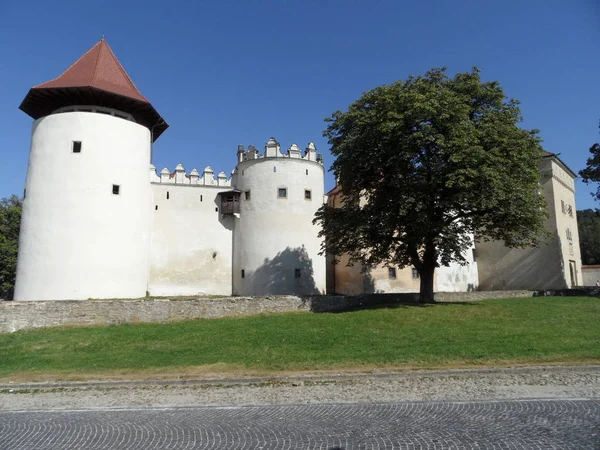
xmin=1 ymin=399 xmax=598 ymax=449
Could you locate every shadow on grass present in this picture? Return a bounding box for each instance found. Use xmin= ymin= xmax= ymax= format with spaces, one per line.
xmin=301 ymin=293 xmax=480 ymax=314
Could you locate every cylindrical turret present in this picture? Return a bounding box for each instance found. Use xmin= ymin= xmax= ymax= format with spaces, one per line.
xmin=232 ymin=139 xmax=326 ymax=295
xmin=14 ymin=40 xmax=167 ymax=300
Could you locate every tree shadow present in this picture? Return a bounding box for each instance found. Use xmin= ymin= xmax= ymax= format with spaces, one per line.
xmin=245 ymin=245 xmax=321 ymax=295
xmin=301 ymin=293 xmax=479 ymax=313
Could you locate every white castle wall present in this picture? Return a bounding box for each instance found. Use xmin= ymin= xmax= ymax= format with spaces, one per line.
xmin=148 ymin=165 xmax=234 ymax=296
xmin=15 ymin=111 xmax=152 ymax=300
xmin=232 ymin=139 xmax=326 ymax=295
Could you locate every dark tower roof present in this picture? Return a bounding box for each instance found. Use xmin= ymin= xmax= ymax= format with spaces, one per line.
xmin=19 ymin=39 xmax=168 ymax=141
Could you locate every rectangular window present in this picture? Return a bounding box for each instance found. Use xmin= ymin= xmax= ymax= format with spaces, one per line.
xmin=241 ymin=269 xmax=245 ymax=278
xmin=278 ymin=188 xmax=287 ymax=199
xmin=273 ymin=166 xmax=277 ymax=173
xmin=561 ymin=200 xmax=565 ymax=213
xmin=244 ymin=190 xmax=251 ymax=201
xmin=200 ymin=195 xmax=203 ymax=202
xmin=112 ymin=184 xmax=120 ymax=195
xmin=295 ymin=268 xmax=301 ymax=278
xmin=388 ymin=267 xmax=396 ymax=279
xmin=72 ymin=141 xmax=82 ymax=153
xmin=412 ymin=268 xmax=419 ymax=279
xmin=155 ymin=205 xmax=158 ymax=210
xmin=166 ymin=191 xmax=170 ymax=200
xmin=304 ymin=189 xmax=312 ymax=200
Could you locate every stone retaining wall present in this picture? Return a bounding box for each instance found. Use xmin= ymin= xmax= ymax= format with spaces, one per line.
xmin=0 ymin=290 xmax=542 ymax=333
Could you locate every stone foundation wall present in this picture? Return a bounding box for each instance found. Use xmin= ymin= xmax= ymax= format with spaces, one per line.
xmin=0 ymin=290 xmax=541 ymax=333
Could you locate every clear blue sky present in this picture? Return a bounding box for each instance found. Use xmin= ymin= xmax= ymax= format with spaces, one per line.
xmin=1 ymin=0 xmax=599 ymax=208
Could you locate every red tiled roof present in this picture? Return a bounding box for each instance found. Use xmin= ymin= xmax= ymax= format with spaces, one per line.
xmin=20 ymin=39 xmax=168 ymax=141
xmin=34 ymin=40 xmax=149 ymax=103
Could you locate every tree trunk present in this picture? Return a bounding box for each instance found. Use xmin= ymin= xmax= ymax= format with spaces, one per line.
xmin=419 ymin=263 xmax=436 ymax=304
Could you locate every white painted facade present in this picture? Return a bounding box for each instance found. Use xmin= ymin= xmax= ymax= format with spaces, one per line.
xmin=15 ymin=110 xmax=152 ymax=300
xmin=232 ymin=140 xmax=326 ymax=295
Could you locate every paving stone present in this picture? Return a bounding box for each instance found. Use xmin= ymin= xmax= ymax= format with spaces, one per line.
xmin=1 ymin=399 xmax=598 ymax=449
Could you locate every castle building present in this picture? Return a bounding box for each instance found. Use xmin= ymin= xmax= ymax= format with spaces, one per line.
xmin=14 ymin=40 xmax=582 ymax=301
xmin=14 ymin=40 xmax=325 ymax=300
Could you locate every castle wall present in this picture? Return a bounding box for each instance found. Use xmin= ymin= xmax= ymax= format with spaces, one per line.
xmin=15 ymin=111 xmax=152 ymax=300
xmin=476 ymin=157 xmax=579 ymax=290
xmin=148 ymin=168 xmax=234 ymax=296
xmin=232 ymin=142 xmax=326 ymax=295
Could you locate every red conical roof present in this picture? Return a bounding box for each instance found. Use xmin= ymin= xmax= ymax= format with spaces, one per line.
xmin=20 ymin=39 xmax=168 ymax=141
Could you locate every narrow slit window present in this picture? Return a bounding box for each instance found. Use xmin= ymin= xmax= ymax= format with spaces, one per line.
xmin=388 ymin=267 xmax=396 ymax=279
xmin=306 ymin=169 xmax=308 ymax=175
xmin=278 ymin=188 xmax=287 ymax=199
xmin=273 ymin=166 xmax=277 ymax=173
xmin=295 ymin=268 xmax=301 ymax=278
xmin=72 ymin=141 xmax=82 ymax=153
xmin=215 ymin=207 xmax=219 ymax=212
xmin=244 ymin=190 xmax=251 ymax=201
xmin=155 ymin=205 xmax=158 ymax=210
xmin=241 ymin=269 xmax=245 ymax=278
xmin=200 ymin=195 xmax=203 ymax=202
xmin=166 ymin=191 xmax=170 ymax=200
xmin=112 ymin=184 xmax=120 ymax=195
xmin=304 ymin=189 xmax=312 ymax=200
xmin=412 ymin=268 xmax=419 ymax=279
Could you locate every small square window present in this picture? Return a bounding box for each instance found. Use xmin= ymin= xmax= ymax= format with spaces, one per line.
xmin=295 ymin=268 xmax=301 ymax=278
xmin=388 ymin=267 xmax=396 ymax=279
xmin=244 ymin=190 xmax=251 ymax=200
xmin=278 ymin=188 xmax=287 ymax=198
xmin=304 ymin=189 xmax=312 ymax=200
xmin=72 ymin=141 xmax=82 ymax=153
xmin=112 ymin=184 xmax=120 ymax=195
xmin=412 ymin=268 xmax=419 ymax=279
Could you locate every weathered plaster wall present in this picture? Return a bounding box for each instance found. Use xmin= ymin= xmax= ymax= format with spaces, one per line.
xmin=149 ymin=182 xmax=234 ymax=296
xmin=582 ymin=266 xmax=600 ymax=286
xmin=15 ymin=111 xmax=152 ymax=300
xmin=476 ymin=157 xmax=581 ymax=290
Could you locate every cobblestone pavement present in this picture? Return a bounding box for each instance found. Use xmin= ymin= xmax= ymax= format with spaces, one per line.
xmin=1 ymin=399 xmax=598 ymax=449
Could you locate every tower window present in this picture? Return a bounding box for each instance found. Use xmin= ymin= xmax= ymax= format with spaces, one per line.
xmin=166 ymin=191 xmax=169 ymax=200
xmin=304 ymin=189 xmax=312 ymax=200
xmin=388 ymin=267 xmax=397 ymax=279
xmin=72 ymin=141 xmax=82 ymax=153
xmin=306 ymin=169 xmax=308 ymax=175
xmin=278 ymin=188 xmax=287 ymax=199
xmin=412 ymin=268 xmax=419 ymax=279
xmin=241 ymin=269 xmax=245 ymax=278
xmin=155 ymin=205 xmax=158 ymax=210
xmin=112 ymin=185 xmax=120 ymax=195
xmin=295 ymin=268 xmax=301 ymax=278
xmin=244 ymin=190 xmax=251 ymax=201
xmin=200 ymin=195 xmax=203 ymax=202
xmin=273 ymin=166 xmax=277 ymax=172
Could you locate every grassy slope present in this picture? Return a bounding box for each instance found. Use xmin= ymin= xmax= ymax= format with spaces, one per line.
xmin=1 ymin=297 xmax=599 ymax=379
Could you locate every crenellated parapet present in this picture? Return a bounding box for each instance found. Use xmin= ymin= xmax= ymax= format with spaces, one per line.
xmin=150 ymin=164 xmax=232 ymax=187
xmin=236 ymin=137 xmax=324 ymax=165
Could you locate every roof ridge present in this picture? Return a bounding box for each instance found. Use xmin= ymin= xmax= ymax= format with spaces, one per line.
xmin=102 ymin=41 xmax=148 ymax=102
xmin=34 ymin=41 xmax=100 ymax=88
xmin=90 ymin=41 xmax=103 ymax=85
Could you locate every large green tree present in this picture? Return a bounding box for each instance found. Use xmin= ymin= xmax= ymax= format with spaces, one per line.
xmin=0 ymin=195 xmax=22 ymax=300
xmin=577 ymin=209 xmax=600 ymax=265
xmin=579 ymin=142 xmax=600 ymax=201
xmin=314 ymin=68 xmax=548 ymax=303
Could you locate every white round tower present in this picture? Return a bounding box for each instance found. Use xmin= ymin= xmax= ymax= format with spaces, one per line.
xmin=232 ymin=138 xmax=326 ymax=295
xmin=14 ymin=40 xmax=168 ymax=300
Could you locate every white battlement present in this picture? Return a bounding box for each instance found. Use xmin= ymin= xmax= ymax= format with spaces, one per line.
xmin=150 ymin=164 xmax=232 ymax=187
xmin=236 ymin=137 xmax=324 ymax=165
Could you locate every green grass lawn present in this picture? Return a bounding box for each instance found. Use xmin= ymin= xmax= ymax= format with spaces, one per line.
xmin=1 ymin=296 xmax=599 ymax=380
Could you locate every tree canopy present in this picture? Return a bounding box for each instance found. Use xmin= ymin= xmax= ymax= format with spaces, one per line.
xmin=0 ymin=195 xmax=22 ymax=299
xmin=577 ymin=209 xmax=600 ymax=266
xmin=579 ymin=143 xmax=600 ymax=201
xmin=314 ymin=68 xmax=548 ymax=303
